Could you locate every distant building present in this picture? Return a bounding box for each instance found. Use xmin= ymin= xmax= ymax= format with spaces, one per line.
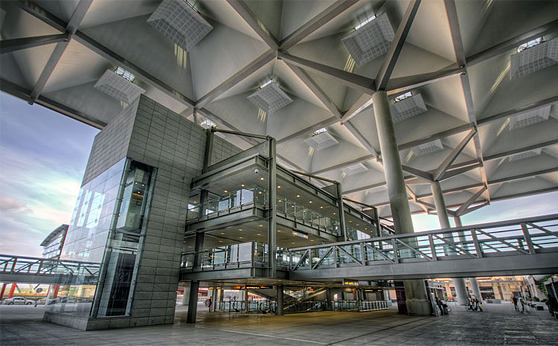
xmin=40 ymin=224 xmax=68 ymax=259
xmin=432 ymin=277 xmax=528 ymax=301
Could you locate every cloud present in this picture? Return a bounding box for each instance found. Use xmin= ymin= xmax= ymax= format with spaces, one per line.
xmin=0 ymin=196 xmax=27 ymax=211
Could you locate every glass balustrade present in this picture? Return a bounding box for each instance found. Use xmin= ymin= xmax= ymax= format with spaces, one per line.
xmin=187 ymin=187 xmax=268 ymax=221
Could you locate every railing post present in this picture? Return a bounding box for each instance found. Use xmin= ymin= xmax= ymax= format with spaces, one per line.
xmin=428 ymin=234 xmax=437 ymax=261
xmin=392 ymin=238 xmax=399 ymax=263
xmin=360 ymin=242 xmax=365 ymax=265
xmin=471 ymin=229 xmax=483 ymax=258
xmin=520 ymin=223 xmax=536 ymax=254
xmin=11 ymin=257 xmax=17 ymax=273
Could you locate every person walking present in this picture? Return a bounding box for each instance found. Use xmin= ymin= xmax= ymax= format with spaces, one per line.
xmin=512 ymin=295 xmax=518 ymax=311
xmin=435 ymin=297 xmax=445 ymax=316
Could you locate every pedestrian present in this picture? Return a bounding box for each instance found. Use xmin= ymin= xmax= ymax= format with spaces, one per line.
xmin=475 ymin=298 xmax=483 ymax=312
xmin=435 ymin=297 xmax=444 ymax=316
xmin=519 ymin=297 xmax=525 ymax=313
xmin=512 ymin=296 xmax=519 ymax=311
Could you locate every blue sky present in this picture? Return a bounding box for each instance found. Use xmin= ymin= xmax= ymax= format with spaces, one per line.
xmin=0 ymin=92 xmax=556 ymax=257
xmin=0 ymin=93 xmax=98 ymax=257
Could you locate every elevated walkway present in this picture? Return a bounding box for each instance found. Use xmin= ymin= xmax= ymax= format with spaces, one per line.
xmin=181 ymin=214 xmax=558 ymax=282
xmin=0 ymin=255 xmax=100 ymax=285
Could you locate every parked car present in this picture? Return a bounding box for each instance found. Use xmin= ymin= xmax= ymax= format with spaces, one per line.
xmin=2 ymin=297 xmax=35 ymax=305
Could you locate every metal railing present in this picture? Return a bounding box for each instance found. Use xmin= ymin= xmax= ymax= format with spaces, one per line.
xmin=288 ymin=214 xmax=558 ymax=271
xmin=276 ymin=196 xmax=342 ymax=237
xmin=0 ymin=255 xmax=101 ymax=278
xmin=186 ymin=187 xmax=267 ymax=222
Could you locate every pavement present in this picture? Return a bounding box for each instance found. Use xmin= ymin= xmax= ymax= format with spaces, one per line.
xmin=0 ymin=301 xmax=557 ymax=345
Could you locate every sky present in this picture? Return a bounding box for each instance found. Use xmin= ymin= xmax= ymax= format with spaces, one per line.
xmin=0 ymin=93 xmax=99 ymax=257
xmin=0 ymin=91 xmax=557 ymax=257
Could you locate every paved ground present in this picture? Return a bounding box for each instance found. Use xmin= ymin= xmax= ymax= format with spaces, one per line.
xmin=1 ymin=302 xmax=557 ymax=345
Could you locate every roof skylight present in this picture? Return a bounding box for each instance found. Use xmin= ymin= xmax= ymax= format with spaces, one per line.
xmin=260 ymin=80 xmax=273 ymax=89
xmin=393 ymin=91 xmax=412 ymax=103
xmin=341 ymin=13 xmax=395 ymax=66
xmin=354 ymin=14 xmax=376 ymax=30
xmin=115 ymin=67 xmax=135 ymax=82
xmin=247 ymin=81 xmax=293 ymax=114
xmin=517 ymin=37 xmax=544 ymax=53
xmin=312 ymin=128 xmax=328 ymax=136
xmin=201 ymin=119 xmax=215 ymax=128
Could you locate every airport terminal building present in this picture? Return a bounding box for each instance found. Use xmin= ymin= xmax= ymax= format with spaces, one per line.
xmin=1 ymin=0 xmax=557 ymax=331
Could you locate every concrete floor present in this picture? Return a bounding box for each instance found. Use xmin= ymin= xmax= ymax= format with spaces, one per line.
xmin=1 ymin=302 xmax=557 ymax=345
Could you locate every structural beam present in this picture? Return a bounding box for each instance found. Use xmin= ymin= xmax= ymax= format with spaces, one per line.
xmin=0 ymin=78 xmax=106 ymax=129
xmin=483 ymin=139 xmax=558 ymax=161
xmin=345 ymin=121 xmax=379 ymax=157
xmin=285 ymin=63 xmax=342 ymax=117
xmin=433 ymin=129 xmax=476 ymax=181
xmin=276 ymin=116 xmax=338 ymax=144
xmin=0 ymin=33 xmax=69 ymax=54
xmin=280 ymin=0 xmax=359 ymax=50
xmin=196 ymin=50 xmax=275 ymax=108
xmin=442 ymin=161 xmax=482 ymax=181
xmin=477 ymin=95 xmax=558 ymax=126
xmin=312 ymin=154 xmax=375 ymax=175
xmin=467 ymin=18 xmax=558 ymax=67
xmin=340 ymin=94 xmax=373 ymax=124
xmin=456 ymin=186 xmax=487 ymax=216
xmin=375 ymin=0 xmax=421 ymax=90
xmin=278 ymin=52 xmax=376 ymax=94
xmin=487 ymin=167 xmax=558 ymax=185
xmin=401 ymin=165 xmax=433 ymax=182
xmin=386 ymin=65 xmax=464 ymax=95
xmin=397 ymin=123 xmax=474 ymax=151
xmin=13 ymin=0 xmax=197 ymax=108
xmin=226 ymin=0 xmax=279 ymax=50
xmin=29 ymin=0 xmax=92 ymax=103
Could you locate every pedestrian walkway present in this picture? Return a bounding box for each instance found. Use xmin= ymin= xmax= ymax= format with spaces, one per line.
xmin=1 ymin=302 xmax=556 ymax=345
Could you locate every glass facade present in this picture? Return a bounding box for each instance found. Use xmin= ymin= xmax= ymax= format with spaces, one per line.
xmin=48 ymin=159 xmax=155 ymax=318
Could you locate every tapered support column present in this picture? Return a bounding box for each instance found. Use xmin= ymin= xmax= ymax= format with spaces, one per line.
xmin=431 ymin=181 xmax=468 ymax=306
xmin=372 ymin=91 xmax=430 ymax=316
xmin=186 ymin=281 xmax=199 ymax=323
xmin=276 ymin=285 xmax=284 ymax=316
xmin=336 ymin=182 xmax=347 ymax=241
xmin=372 ymin=91 xmax=414 ymax=235
xmin=268 ymin=138 xmax=277 ymax=278
xmin=454 ymin=217 xmax=483 ymax=302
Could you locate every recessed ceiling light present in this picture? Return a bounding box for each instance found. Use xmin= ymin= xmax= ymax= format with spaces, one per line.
xmin=277 ymin=185 xmax=281 ymax=189
xmin=239 ymin=236 xmax=243 ymax=239
xmin=239 ymin=229 xmax=242 ymax=232
xmin=320 ymin=206 xmax=323 ymax=209
xmin=309 ymin=201 xmax=313 ymax=204
xmin=261 ymin=178 xmax=264 ymax=181
xmin=296 ymin=195 xmax=300 ymax=198
xmin=257 ymin=234 xmax=261 ymax=236
xmin=259 ymin=224 xmax=263 ymax=227
xmin=241 ymin=184 xmax=245 ymax=187
xmin=224 ymin=190 xmax=228 ymax=193
xmin=221 ymin=232 xmax=225 ymax=235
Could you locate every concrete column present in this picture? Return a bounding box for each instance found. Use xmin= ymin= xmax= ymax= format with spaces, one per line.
xmin=268 ymin=138 xmax=277 ymax=278
xmin=244 ymin=289 xmax=249 ymax=313
xmin=192 ymin=232 xmax=205 ymax=269
xmin=372 ymin=91 xmax=431 ymax=316
xmin=454 ymin=216 xmax=483 ymax=302
xmin=276 ymin=285 xmax=284 ymax=316
xmin=212 ymin=288 xmax=218 ymax=312
xmin=372 ymin=91 xmax=414 ymax=235
xmin=336 ymin=182 xmax=347 ymax=241
xmin=186 ymin=281 xmax=199 ymax=323
xmin=431 ymin=181 xmax=468 ymax=306
xmin=182 ymin=286 xmax=190 ymax=306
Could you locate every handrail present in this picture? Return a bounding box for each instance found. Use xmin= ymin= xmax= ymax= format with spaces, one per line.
xmin=0 ymin=255 xmax=101 ymax=277
xmin=289 ymin=214 xmax=558 ymax=251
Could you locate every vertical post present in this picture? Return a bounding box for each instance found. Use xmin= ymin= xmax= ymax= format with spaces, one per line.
xmin=455 ymin=217 xmax=483 ymax=302
xmin=276 ymin=285 xmax=284 ymax=316
xmin=372 ymin=91 xmax=430 ymax=316
xmin=268 ymin=138 xmax=277 ymax=278
xmin=0 ymin=283 xmax=6 ymax=300
xmin=186 ymin=281 xmax=200 ymax=323
xmin=203 ymin=128 xmax=214 ymax=172
xmin=431 ymin=182 xmax=468 ymax=306
xmin=193 ymin=232 xmax=205 ymax=269
xmin=336 ymin=182 xmax=347 ymax=241
xmin=520 ymin=223 xmax=536 ymax=254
